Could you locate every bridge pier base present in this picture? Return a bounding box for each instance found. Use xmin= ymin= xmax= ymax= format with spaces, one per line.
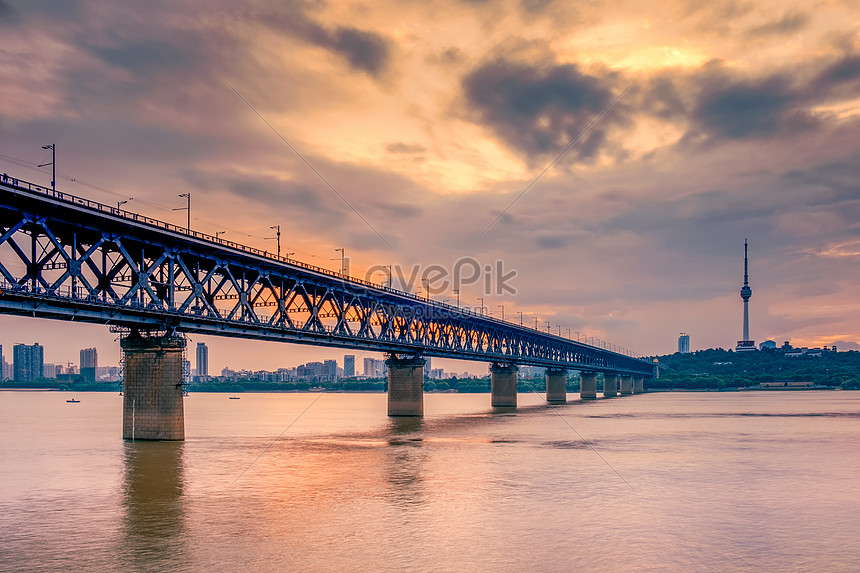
xmin=633 ymin=377 xmax=645 ymax=394
xmin=604 ymin=374 xmax=619 ymax=398
xmin=121 ymin=332 xmax=186 ymax=441
xmin=386 ymin=355 xmax=425 ymax=417
xmin=546 ymin=368 xmax=567 ymax=404
xmin=490 ymin=363 xmax=518 ymax=407
xmin=620 ymin=376 xmax=634 ymax=395
xmin=580 ymin=372 xmax=598 ymax=399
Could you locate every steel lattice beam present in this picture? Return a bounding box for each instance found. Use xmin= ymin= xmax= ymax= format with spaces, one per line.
xmin=0 ymin=175 xmax=653 ymax=377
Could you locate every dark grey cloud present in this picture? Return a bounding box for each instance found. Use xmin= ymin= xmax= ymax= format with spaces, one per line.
xmin=813 ymin=54 xmax=860 ymax=92
xmin=745 ymin=12 xmax=809 ymax=38
xmin=330 ymin=27 xmax=389 ymax=77
xmin=0 ymin=0 xmax=16 ymax=24
xmin=682 ymin=51 xmax=860 ymax=143
xmin=689 ymin=71 xmax=809 ymax=140
xmin=87 ymin=39 xmax=198 ymax=77
xmin=461 ymin=58 xmax=620 ymax=161
xmin=259 ymin=8 xmax=391 ymax=78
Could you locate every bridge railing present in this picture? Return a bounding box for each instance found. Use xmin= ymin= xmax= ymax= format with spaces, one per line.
xmin=1 ymin=174 xmax=640 ymax=357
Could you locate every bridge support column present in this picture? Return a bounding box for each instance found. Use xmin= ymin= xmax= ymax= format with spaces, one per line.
xmin=633 ymin=377 xmax=645 ymax=394
xmin=386 ymin=355 xmax=425 ymax=417
xmin=121 ymin=332 xmax=186 ymax=441
xmin=604 ymin=374 xmax=619 ymax=398
xmin=580 ymin=372 xmax=598 ymax=399
xmin=490 ymin=363 xmax=518 ymax=407
xmin=546 ymin=368 xmax=567 ymax=404
xmin=620 ymin=375 xmax=634 ymax=395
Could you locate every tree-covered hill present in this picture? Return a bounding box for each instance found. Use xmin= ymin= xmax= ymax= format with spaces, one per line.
xmin=653 ymin=347 xmax=860 ymax=390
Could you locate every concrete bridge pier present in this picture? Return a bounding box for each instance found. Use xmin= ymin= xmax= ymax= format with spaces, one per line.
xmin=620 ymin=375 xmax=634 ymax=395
xmin=386 ymin=355 xmax=425 ymax=417
xmin=604 ymin=374 xmax=619 ymax=398
xmin=545 ymin=368 xmax=567 ymax=404
xmin=490 ymin=363 xmax=518 ymax=407
xmin=580 ymin=372 xmax=598 ymax=399
xmin=121 ymin=331 xmax=186 ymax=441
xmin=633 ymin=377 xmax=645 ymax=394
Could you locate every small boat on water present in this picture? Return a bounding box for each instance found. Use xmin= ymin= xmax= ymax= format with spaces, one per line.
xmin=229 ymin=396 xmax=241 ymax=400
xmin=66 ymin=398 xmax=80 ymax=403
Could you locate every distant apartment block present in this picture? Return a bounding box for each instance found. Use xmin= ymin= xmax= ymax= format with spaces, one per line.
xmin=678 ymin=333 xmax=690 ymax=354
xmin=344 ymin=354 xmax=355 ymax=377
xmin=196 ymin=342 xmax=209 ymax=380
xmin=13 ymin=343 xmax=44 ymax=382
xmin=80 ymin=347 xmax=98 ymax=383
xmin=363 ymin=357 xmax=386 ymax=378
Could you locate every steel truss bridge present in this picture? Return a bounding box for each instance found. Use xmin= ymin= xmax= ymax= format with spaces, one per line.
xmin=0 ymin=174 xmax=652 ymax=377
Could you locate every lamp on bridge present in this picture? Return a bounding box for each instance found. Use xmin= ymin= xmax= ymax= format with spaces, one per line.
xmin=173 ymin=193 xmax=191 ymax=230
xmin=334 ymin=248 xmax=346 ymax=277
xmin=267 ymin=225 xmax=281 ymax=258
xmin=38 ymin=144 xmax=55 ymax=192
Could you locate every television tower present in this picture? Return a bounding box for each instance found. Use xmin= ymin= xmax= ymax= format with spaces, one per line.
xmin=736 ymin=239 xmax=755 ymax=351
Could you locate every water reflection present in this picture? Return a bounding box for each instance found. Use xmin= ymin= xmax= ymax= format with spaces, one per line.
xmin=385 ymin=417 xmax=426 ymax=507
xmin=119 ymin=441 xmax=187 ymax=570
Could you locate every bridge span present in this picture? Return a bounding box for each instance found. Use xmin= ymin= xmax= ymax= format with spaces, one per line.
xmin=1 ymin=173 xmax=653 ymax=439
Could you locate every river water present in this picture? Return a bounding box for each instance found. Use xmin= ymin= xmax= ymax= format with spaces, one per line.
xmin=1 ymin=390 xmax=859 ymax=572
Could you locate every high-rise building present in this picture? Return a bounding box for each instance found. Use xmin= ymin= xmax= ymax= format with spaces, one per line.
xmin=323 ymin=359 xmax=337 ymax=381
xmin=363 ymin=357 xmax=386 ymax=377
xmin=196 ymin=342 xmax=209 ymax=380
xmin=13 ymin=343 xmax=44 ymax=382
xmin=0 ymin=345 xmax=3 ymax=381
xmin=678 ymin=333 xmax=690 ymax=354
xmin=736 ymin=239 xmax=756 ymax=352
xmin=344 ymin=354 xmax=355 ymax=377
xmin=43 ymin=363 xmax=58 ymax=379
xmin=424 ymin=356 xmax=432 ymax=379
xmin=80 ymin=347 xmax=98 ymax=383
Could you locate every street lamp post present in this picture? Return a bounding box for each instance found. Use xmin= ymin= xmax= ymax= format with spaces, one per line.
xmin=39 ymin=144 xmax=55 ymax=192
xmin=268 ymin=225 xmax=281 ymax=258
xmin=215 ymin=231 xmax=227 ymax=240
xmin=498 ymin=305 xmax=504 ymax=321
xmin=117 ymin=198 xmax=133 ymax=209
xmin=517 ymin=311 xmax=523 ymax=325
xmin=453 ymin=289 xmax=460 ymax=307
xmin=477 ymin=297 xmax=484 ymax=315
xmin=173 ymin=193 xmax=191 ymax=230
xmin=334 ymin=248 xmax=346 ymax=276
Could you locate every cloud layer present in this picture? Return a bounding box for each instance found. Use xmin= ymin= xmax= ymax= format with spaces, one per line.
xmin=2 ymin=0 xmax=860 ymax=371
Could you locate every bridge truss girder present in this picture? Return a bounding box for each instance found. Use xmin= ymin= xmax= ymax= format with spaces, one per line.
xmin=0 ymin=177 xmax=652 ymax=377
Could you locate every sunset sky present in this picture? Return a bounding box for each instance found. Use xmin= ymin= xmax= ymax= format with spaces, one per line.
xmin=2 ymin=0 xmax=859 ymax=374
